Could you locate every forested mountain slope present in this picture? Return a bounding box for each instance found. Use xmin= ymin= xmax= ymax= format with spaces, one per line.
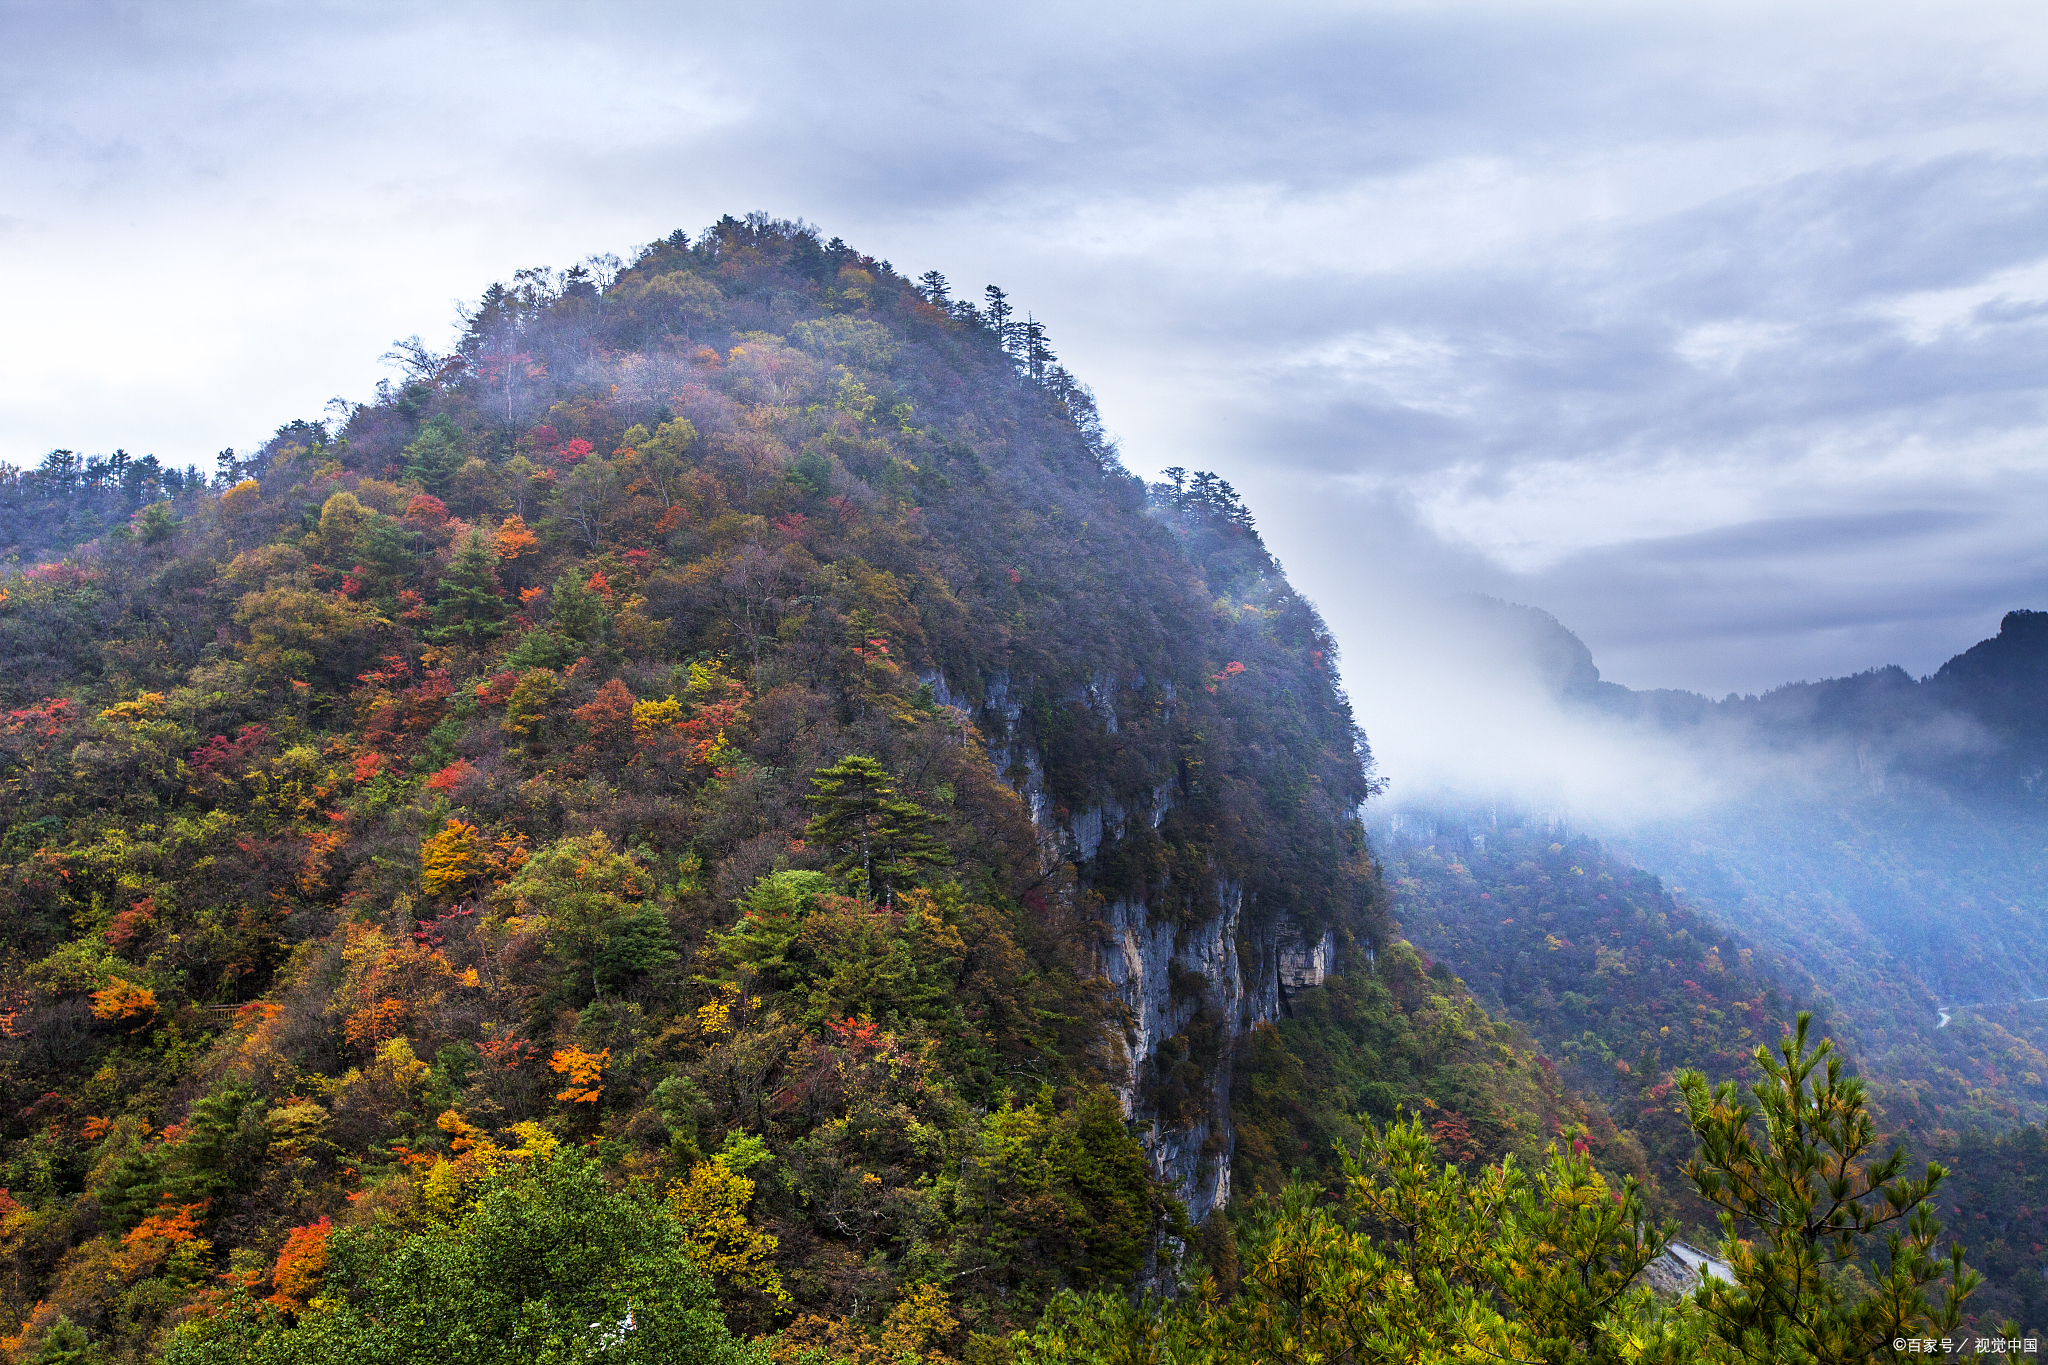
xmin=0 ymin=216 xmax=1615 ymax=1362
xmin=1383 ymin=814 xmax=2048 ymax=1335
xmin=1376 ymin=824 xmax=1829 ymax=1209
xmin=1384 ymin=598 xmax=2048 ymax=1331
xmin=1418 ymin=596 xmax=2048 ymax=1127
xmin=1453 ymin=594 xmax=2048 ymax=807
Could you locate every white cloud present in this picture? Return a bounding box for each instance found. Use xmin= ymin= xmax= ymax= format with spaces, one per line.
xmin=1876 ymin=256 xmax=2048 ymax=343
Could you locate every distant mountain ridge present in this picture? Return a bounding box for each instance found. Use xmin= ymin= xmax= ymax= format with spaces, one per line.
xmin=1454 ymin=594 xmax=2048 ymax=802
xmin=1401 ymin=592 xmax=2048 ymax=1126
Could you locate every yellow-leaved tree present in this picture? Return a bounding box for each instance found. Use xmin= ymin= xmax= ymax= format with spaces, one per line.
xmin=771 ymin=1280 xmax=961 ymax=1365
xmin=416 ymin=1113 xmax=559 ymax=1223
xmin=218 ymin=478 xmax=262 ymax=542
xmin=419 ymin=818 xmax=481 ymax=898
xmin=500 ymin=668 xmax=563 ymax=742
xmin=670 ymin=1136 xmax=788 ymax=1304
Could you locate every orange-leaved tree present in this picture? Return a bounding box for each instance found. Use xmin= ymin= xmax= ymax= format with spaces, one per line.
xmin=91 ymin=978 xmax=158 ymax=1027
xmin=266 ymin=1216 xmax=332 ymax=1314
xmin=550 ymin=1046 xmax=608 ymax=1104
xmin=573 ymin=677 xmax=637 ymax=757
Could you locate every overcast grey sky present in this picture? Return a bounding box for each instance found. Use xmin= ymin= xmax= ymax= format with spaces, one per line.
xmin=4 ymin=0 xmax=2045 ymax=705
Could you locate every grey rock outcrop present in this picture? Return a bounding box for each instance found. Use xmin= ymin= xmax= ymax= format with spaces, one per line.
xmin=929 ymin=666 xmax=1342 ymax=1223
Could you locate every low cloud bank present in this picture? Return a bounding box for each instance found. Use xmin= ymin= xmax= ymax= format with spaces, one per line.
xmin=1337 ymin=590 xmax=2034 ymax=833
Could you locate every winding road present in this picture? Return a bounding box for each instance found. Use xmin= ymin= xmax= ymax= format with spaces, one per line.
xmin=1936 ymin=995 xmax=2048 ymax=1028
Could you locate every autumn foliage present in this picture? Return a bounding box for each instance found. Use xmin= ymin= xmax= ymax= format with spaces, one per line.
xmin=419 ymin=818 xmax=482 ymax=897
xmin=549 ymin=1046 xmax=608 ymax=1104
xmin=0 ymin=217 xmax=1441 ymax=1363
xmin=265 ymin=1217 xmax=330 ymax=1313
xmin=90 ymin=979 xmax=158 ymax=1024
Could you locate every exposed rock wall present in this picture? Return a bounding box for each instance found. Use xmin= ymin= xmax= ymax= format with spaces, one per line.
xmin=929 ymin=667 xmax=1338 ymax=1223
xmin=1279 ymin=924 xmax=1335 ymax=991
xmin=1099 ymin=885 xmax=1244 ymax=1223
xmin=1093 ymin=882 xmax=1332 ymax=1223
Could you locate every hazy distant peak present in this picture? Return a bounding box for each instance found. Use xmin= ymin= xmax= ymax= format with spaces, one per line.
xmin=1448 ymin=593 xmax=1605 ymax=700
xmin=1931 ymin=608 xmax=2048 ymax=688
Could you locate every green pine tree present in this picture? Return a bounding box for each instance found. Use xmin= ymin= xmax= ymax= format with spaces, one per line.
xmin=350 ymin=514 xmax=420 ymax=596
xmin=715 ymin=869 xmax=835 ymax=990
xmin=1674 ymin=1013 xmax=1980 ymax=1363
xmin=803 ymin=755 xmax=951 ymax=905
xmin=429 ymin=526 xmax=507 ymax=647
xmin=136 ymin=500 xmax=178 ymax=546
xmin=593 ymin=907 xmax=680 ymax=993
xmin=399 ymin=414 xmax=468 ymax=496
xmin=549 ymin=570 xmax=605 ymax=644
xmin=24 ymin=1318 xmax=103 ymax=1365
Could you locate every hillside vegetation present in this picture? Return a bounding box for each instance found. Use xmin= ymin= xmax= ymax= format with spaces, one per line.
xmin=1385 ymin=814 xmax=2046 ymax=1332
xmin=0 ymin=216 xmax=1504 ymax=1361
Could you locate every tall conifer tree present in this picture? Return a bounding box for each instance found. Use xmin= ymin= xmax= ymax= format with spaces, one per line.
xmin=803 ymin=756 xmax=950 ymax=905
xmin=430 ymin=526 xmax=508 ymax=647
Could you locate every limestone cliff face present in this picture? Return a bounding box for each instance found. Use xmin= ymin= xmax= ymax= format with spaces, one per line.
xmin=933 ymin=663 xmax=1357 ymax=1223
xmin=1102 ymin=886 xmax=1239 ymax=1223
xmin=1093 ymin=884 xmax=1336 ymax=1223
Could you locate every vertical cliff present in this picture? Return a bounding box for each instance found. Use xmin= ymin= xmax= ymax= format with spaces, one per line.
xmin=928 ymin=488 xmax=1383 ymax=1222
